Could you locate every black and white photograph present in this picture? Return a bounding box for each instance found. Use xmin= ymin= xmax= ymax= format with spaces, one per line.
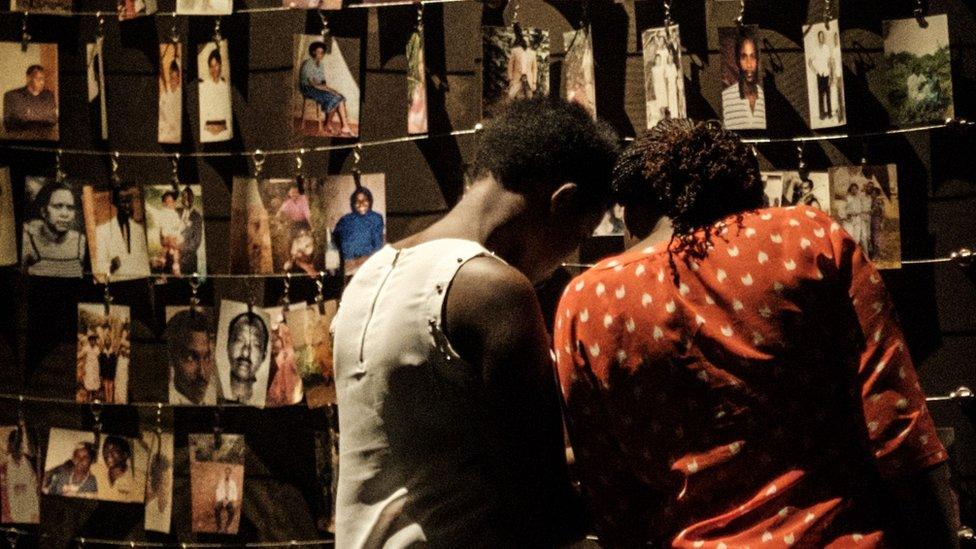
xmin=642 ymin=25 xmax=685 ymax=129
xmin=292 ymin=35 xmax=360 ymax=138
xmin=82 ymin=182 xmax=151 ymax=282
xmin=829 ymin=164 xmax=901 ymax=269
xmin=482 ymin=25 xmax=550 ymax=119
xmin=562 ymin=27 xmax=595 ymax=119
xmin=320 ymin=174 xmax=386 ymax=275
xmin=86 ymin=37 xmax=108 ymax=139
xmin=177 ymin=0 xmax=231 ymax=15
xmin=145 ymin=431 xmax=174 ymax=533
xmin=760 ymin=171 xmax=784 ymax=208
xmin=0 ymin=425 xmax=40 ymax=524
xmin=779 ymin=171 xmax=830 ymax=213
xmin=875 ymin=15 xmax=954 ymax=125
xmin=189 ymin=433 xmax=245 ymax=534
xmin=0 ymin=42 xmax=59 ymax=141
xmin=198 ymin=40 xmax=233 ymax=143
xmin=216 ymin=300 xmax=272 ymax=407
xmin=592 ymin=204 xmax=625 ymax=237
xmin=718 ymin=25 xmax=765 ymax=130
xmin=0 ymin=168 xmax=16 ymax=267
xmin=77 ymin=303 xmax=131 ymax=404
xmin=158 ymin=43 xmax=183 ymax=144
xmin=166 ymin=306 xmax=219 ymax=406
xmin=803 ymin=20 xmax=845 ymax=129
xmin=146 ymin=184 xmax=206 ymax=276
xmin=22 ymin=177 xmax=86 ymax=277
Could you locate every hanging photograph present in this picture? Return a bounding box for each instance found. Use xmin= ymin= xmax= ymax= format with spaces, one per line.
xmin=0 ymin=42 xmax=59 ymax=141
xmin=77 ymin=302 xmax=131 ymax=404
xmin=292 ymin=35 xmax=360 ymax=138
xmin=829 ymin=164 xmax=901 ymax=269
xmin=287 ymin=300 xmax=337 ymax=409
xmin=42 ymin=428 xmax=147 ymax=503
xmin=165 ymin=306 xmax=219 ymax=406
xmin=482 ymin=25 xmax=550 ymax=119
xmin=230 ymin=177 xmax=342 ymax=275
xmin=803 ymin=19 xmax=845 ymax=129
xmin=10 ymin=0 xmax=74 ymax=13
xmin=118 ymin=0 xmax=157 ymax=20
xmin=718 ymin=25 xmax=765 ymax=130
xmin=592 ymin=204 xmax=625 ymax=237
xmin=407 ymin=28 xmax=428 ymax=134
xmin=0 ymin=168 xmax=17 ymax=267
xmin=198 ymin=39 xmax=233 ymax=143
xmin=176 ymin=0 xmax=232 ymax=15
xmin=263 ymin=304 xmax=305 ymax=408
xmin=320 ymin=174 xmax=386 ymax=275
xmin=22 ymin=177 xmax=87 ymax=277
xmin=283 ymin=0 xmax=340 ymax=9
xmin=189 ymin=433 xmax=245 ymax=534
xmin=144 ymin=431 xmax=174 ymax=533
xmin=41 ymin=429 xmax=98 ymax=499
xmin=760 ymin=171 xmax=784 ymax=208
xmin=0 ymin=425 xmax=40 ymax=524
xmin=875 ymin=15 xmax=953 ymax=125
xmin=313 ymin=428 xmax=339 ymax=533
xmin=82 ymin=182 xmax=151 ymax=282
xmin=86 ymin=37 xmax=108 ymax=140
xmin=562 ymin=27 xmax=596 ymax=119
xmin=216 ymin=300 xmax=272 ymax=407
xmin=780 ymin=171 xmax=830 ymax=213
xmin=158 ymin=42 xmax=183 ymax=144
xmin=642 ymin=25 xmax=685 ymax=128
xmin=145 ymin=184 xmax=206 ymax=277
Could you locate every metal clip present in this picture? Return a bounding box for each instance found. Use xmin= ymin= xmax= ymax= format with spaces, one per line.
xmin=111 ymin=151 xmax=121 ymax=185
xmin=950 ymin=248 xmax=973 ymax=269
xmin=252 ymin=150 xmax=265 ymax=179
xmin=213 ymin=17 xmax=222 ymax=43
xmin=213 ymin=407 xmax=223 ymax=449
xmin=823 ymin=0 xmax=831 ymax=28
xmin=796 ymin=143 xmax=807 ymax=176
xmin=171 ymin=153 xmax=180 ymax=187
xmin=315 ymin=271 xmax=326 ymax=313
xmin=914 ymin=0 xmax=927 ymax=27
xmin=21 ymin=12 xmax=30 ymax=52
xmin=352 ymin=145 xmax=363 ymax=188
xmin=416 ymin=2 xmax=424 ymax=32
xmin=662 ymin=0 xmax=672 ymax=28
xmin=189 ymin=274 xmax=201 ymax=312
xmin=319 ymin=10 xmax=330 ymax=40
xmin=860 ymin=137 xmax=869 ymax=166
xmin=281 ymin=272 xmax=292 ymax=312
xmin=96 ymin=11 xmax=105 ymax=39
xmin=55 ymin=149 xmax=65 ymax=183
xmin=295 ymin=149 xmax=304 ymax=178
xmin=155 ymin=402 xmax=164 ymax=435
xmin=5 ymin=529 xmax=18 ymax=549
xmin=170 ymin=12 xmax=179 ymax=43
xmin=735 ymin=0 xmax=745 ymax=26
xmin=91 ymin=401 xmax=103 ymax=445
xmin=103 ymin=274 xmax=113 ymax=316
xmin=510 ymin=0 xmax=520 ymax=25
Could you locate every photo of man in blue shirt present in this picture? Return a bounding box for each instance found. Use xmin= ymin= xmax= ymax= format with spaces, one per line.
xmin=332 ymin=186 xmax=384 ymax=274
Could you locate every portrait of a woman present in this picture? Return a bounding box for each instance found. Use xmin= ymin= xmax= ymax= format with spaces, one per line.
xmin=198 ymin=45 xmax=232 ymax=143
xmin=22 ymin=180 xmax=87 ymax=278
xmin=299 ymin=41 xmax=353 ymax=137
xmin=158 ymin=45 xmax=182 ymax=144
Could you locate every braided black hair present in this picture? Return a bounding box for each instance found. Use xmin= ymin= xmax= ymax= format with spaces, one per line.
xmin=612 ymin=119 xmax=764 ymax=271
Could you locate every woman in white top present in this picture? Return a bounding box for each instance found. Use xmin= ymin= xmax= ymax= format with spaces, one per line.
xmin=158 ymin=59 xmax=182 ymax=144
xmin=199 ymin=48 xmax=232 ymax=143
xmin=83 ymin=334 xmax=101 ymax=400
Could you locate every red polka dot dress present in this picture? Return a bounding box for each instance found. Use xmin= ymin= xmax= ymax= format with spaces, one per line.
xmin=554 ymin=206 xmax=947 ymax=548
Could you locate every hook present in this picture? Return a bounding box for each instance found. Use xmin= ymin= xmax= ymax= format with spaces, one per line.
xmin=281 ymin=272 xmax=292 ymax=312
xmin=318 ymin=10 xmax=330 ymax=40
xmin=316 ymin=271 xmax=326 ymax=313
xmin=96 ymin=11 xmax=105 ymax=39
xmin=103 ymin=274 xmax=113 ymax=316
xmin=914 ymin=0 xmax=927 ymax=27
xmin=111 ymin=151 xmax=121 ymax=185
xmin=213 ymin=407 xmax=223 ymax=449
xmin=416 ymin=2 xmax=424 ymax=32
xmin=252 ymin=149 xmax=265 ymax=179
xmin=823 ymin=0 xmax=831 ymax=27
xmin=950 ymin=248 xmax=973 ymax=269
xmin=21 ymin=12 xmax=30 ymax=52
xmin=155 ymin=402 xmax=164 ymax=435
xmin=735 ymin=0 xmax=745 ymax=26
xmin=170 ymin=12 xmax=179 ymax=43
xmin=213 ymin=17 xmax=222 ymax=43
xmin=55 ymin=149 xmax=65 ymax=183
xmin=662 ymin=0 xmax=672 ymax=28
xmin=189 ymin=273 xmax=201 ymax=312
xmin=510 ymin=0 xmax=520 ymax=25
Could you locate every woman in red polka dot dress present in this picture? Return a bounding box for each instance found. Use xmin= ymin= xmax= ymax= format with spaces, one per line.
xmin=554 ymin=120 xmax=960 ymax=548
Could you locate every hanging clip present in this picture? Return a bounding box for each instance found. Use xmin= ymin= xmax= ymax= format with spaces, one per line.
xmin=111 ymin=151 xmax=121 ymax=186
xmin=171 ymin=153 xmax=181 ymax=188
xmin=352 ymin=145 xmax=363 ymax=188
xmin=213 ymin=407 xmax=223 ymax=449
xmin=319 ymin=10 xmax=330 ymax=41
xmin=17 ymin=395 xmax=26 ymax=430
xmin=55 ymin=149 xmax=66 ymax=183
xmin=796 ymin=143 xmax=808 ymax=179
xmin=823 ymin=0 xmax=831 ymax=28
xmin=950 ymin=248 xmax=973 ymax=269
xmin=914 ymin=0 xmax=927 ymax=27
xmin=315 ymin=271 xmax=326 ymax=313
xmin=189 ymin=274 xmax=201 ymax=313
xmin=170 ymin=12 xmax=179 ymax=43
xmin=416 ymin=2 xmax=424 ymax=32
xmin=96 ymin=11 xmax=106 ymax=39
xmin=155 ymin=402 xmax=164 ymax=435
xmin=213 ymin=17 xmax=222 ymax=43
xmin=6 ymin=529 xmax=19 ymax=549
xmin=295 ymin=149 xmax=305 ymax=192
xmin=281 ymin=273 xmax=292 ymax=312
xmin=662 ymin=0 xmax=672 ymax=29
xmin=735 ymin=0 xmax=745 ymax=26
xmin=860 ymin=137 xmax=869 ymax=166
xmin=21 ymin=12 xmax=30 ymax=52
xmin=510 ymin=0 xmax=520 ymax=25
xmin=91 ymin=400 xmax=103 ymax=447
xmin=252 ymin=150 xmax=265 ymax=179
xmin=103 ymin=274 xmax=113 ymax=316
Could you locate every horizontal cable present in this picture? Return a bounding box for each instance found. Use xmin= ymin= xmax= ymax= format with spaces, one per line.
xmin=2 ymin=0 xmax=469 ymax=17
xmin=0 ymin=526 xmax=334 ymax=547
xmin=0 ymin=392 xmax=265 ymax=409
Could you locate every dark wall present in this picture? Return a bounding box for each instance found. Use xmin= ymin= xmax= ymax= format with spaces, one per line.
xmin=0 ymin=0 xmax=974 ymax=545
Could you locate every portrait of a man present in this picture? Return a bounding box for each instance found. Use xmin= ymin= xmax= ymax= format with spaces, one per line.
xmin=85 ymin=182 xmax=151 ymax=282
xmin=719 ymin=25 xmax=765 ymax=130
xmin=166 ymin=307 xmax=217 ymax=406
xmin=332 ymin=185 xmax=385 ymax=274
xmin=42 ymin=430 xmax=99 ymax=499
xmin=0 ymin=42 xmax=59 ymax=141
xmin=216 ymin=301 xmax=271 ymax=407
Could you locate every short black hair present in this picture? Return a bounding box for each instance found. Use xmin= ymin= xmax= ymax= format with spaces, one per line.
xmin=161 ymin=190 xmax=179 ymax=202
xmin=612 ymin=118 xmax=763 ymax=238
xmin=207 ymin=48 xmax=222 ymax=66
xmin=26 ymin=64 xmax=44 ymax=76
xmin=228 ymin=312 xmax=269 ymax=350
xmin=471 ymin=97 xmax=619 ymax=209
xmin=103 ymin=435 xmax=132 ymax=459
xmin=308 ymin=41 xmax=327 ymax=58
xmin=166 ymin=308 xmax=213 ymax=366
xmin=349 ymin=187 xmax=373 ymax=211
xmin=78 ymin=442 xmax=97 ymax=462
xmin=31 ymin=180 xmax=77 ymax=221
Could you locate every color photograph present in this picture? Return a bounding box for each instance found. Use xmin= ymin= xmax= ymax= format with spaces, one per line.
xmin=642 ymin=25 xmax=685 ymax=128
xmin=0 ymin=425 xmax=40 ymax=524
xmin=263 ymin=304 xmax=305 ymax=408
xmin=144 ymin=431 xmax=174 ymax=533
xmin=158 ymin=42 xmax=183 ymax=144
xmin=780 ymin=171 xmax=830 ymax=213
xmin=0 ymin=42 xmax=59 ymax=141
xmin=216 ymin=300 xmax=272 ymax=407
xmin=292 ymin=35 xmax=360 ymax=138
xmin=11 ymin=0 xmax=73 ymax=12
xmin=829 ymin=164 xmax=901 ymax=269
xmin=82 ymin=182 xmax=151 ymax=282
xmin=146 ymin=184 xmax=206 ymax=276
xmin=562 ymin=27 xmax=596 ymax=119
xmin=198 ymin=40 xmax=233 ymax=143
xmin=0 ymin=168 xmax=16 ymax=267
xmin=176 ymin=0 xmax=231 ymax=15
xmin=118 ymin=0 xmax=157 ymax=20
xmin=283 ymin=0 xmax=341 ymax=8
xmin=77 ymin=303 xmax=131 ymax=404
xmin=319 ymin=174 xmax=386 ymax=275
xmin=166 ymin=306 xmax=219 ymax=406
xmin=803 ymin=20 xmax=845 ymax=129
xmin=86 ymin=37 xmax=108 ymax=139
xmin=407 ymin=28 xmax=428 ymax=135
xmin=482 ymin=25 xmax=550 ymax=119
xmin=189 ymin=433 xmax=245 ymax=534
xmin=718 ymin=25 xmax=765 ymax=130
xmin=22 ymin=177 xmax=87 ymax=277
xmin=42 ymin=428 xmax=147 ymax=503
xmin=875 ymin=15 xmax=953 ymax=125
xmin=287 ymin=300 xmax=337 ymax=409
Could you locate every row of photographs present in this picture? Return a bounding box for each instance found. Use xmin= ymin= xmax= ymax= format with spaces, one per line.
xmin=0 ymin=425 xmax=275 ymax=535
xmin=11 ymin=0 xmax=409 ymax=17
xmin=0 ymin=14 xmax=953 ymax=144
xmin=594 ymin=164 xmax=902 ymax=270
xmin=75 ymin=298 xmax=338 ymax=408
xmin=0 ymin=168 xmax=386 ymax=280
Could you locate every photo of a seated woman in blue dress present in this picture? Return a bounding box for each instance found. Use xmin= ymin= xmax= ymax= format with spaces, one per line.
xmin=297 ymin=41 xmax=354 ymax=137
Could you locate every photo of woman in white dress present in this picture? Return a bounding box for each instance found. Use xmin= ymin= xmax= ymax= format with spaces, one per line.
xmin=197 ymin=41 xmax=232 ymax=143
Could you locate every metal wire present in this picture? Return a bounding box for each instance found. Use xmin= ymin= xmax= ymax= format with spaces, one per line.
xmin=1 ymin=0 xmax=470 ymax=17
xmin=0 ymin=392 xmax=261 ymax=409
xmin=0 ymin=527 xmax=334 ymax=547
